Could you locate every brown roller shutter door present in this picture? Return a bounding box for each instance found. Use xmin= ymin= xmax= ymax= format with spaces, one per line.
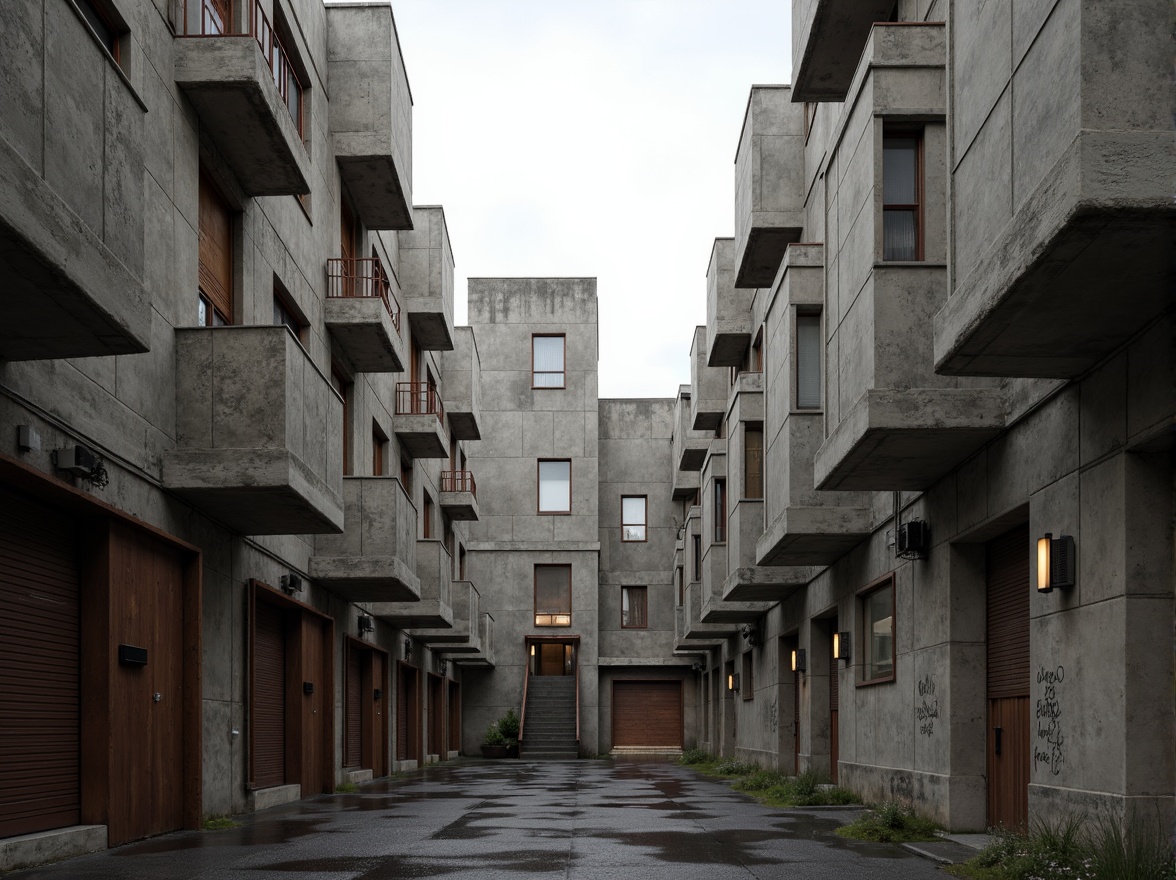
xmin=345 ymin=644 xmax=362 ymax=768
xmin=0 ymin=489 xmax=80 ymax=838
xmin=253 ymin=600 xmax=286 ymax=789
xmin=613 ymin=681 xmax=682 ymax=748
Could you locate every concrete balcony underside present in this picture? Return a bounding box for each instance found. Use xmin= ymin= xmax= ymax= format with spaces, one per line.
xmin=371 ymin=540 xmax=452 ymax=628
xmin=735 ymin=226 xmax=803 ymax=289
xmin=451 ymin=615 xmax=495 ymax=666
xmin=756 ymin=505 xmax=874 ymax=566
xmin=700 ymin=594 xmax=775 ymax=624
xmin=936 ymin=135 xmax=1174 ymax=378
xmin=439 ymin=490 xmax=478 ymax=521
xmin=444 ymin=409 xmax=480 ymax=441
xmin=708 ymin=324 xmax=752 ymax=368
xmin=309 ymin=556 xmax=418 ymax=602
xmin=394 ymin=414 xmax=447 ymax=459
xmin=672 ymin=468 xmax=700 ymax=500
xmin=815 ymin=388 xmax=1005 ymax=491
xmin=406 ymin=309 xmax=453 ymax=351
xmin=792 ymin=0 xmax=899 ymax=101
xmin=682 ymin=614 xmax=738 ymax=640
xmin=324 ymin=297 xmax=404 ymax=373
xmin=370 ymin=599 xmax=451 ymax=629
xmin=722 ymin=566 xmax=814 ymax=603
xmin=336 ymin=153 xmax=411 ymax=230
xmin=692 ymin=404 xmax=724 ymax=433
xmin=0 ymin=138 xmax=150 ymax=361
xmin=412 ymin=582 xmax=479 ymax=650
xmin=678 ymin=439 xmax=708 ymax=472
xmin=174 ymin=37 xmax=309 ymax=196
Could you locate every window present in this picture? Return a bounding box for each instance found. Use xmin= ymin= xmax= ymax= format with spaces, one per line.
xmin=621 ymin=496 xmax=647 ymax=542
xmin=538 ymin=459 xmax=571 ymax=514
xmin=751 ymin=327 xmax=764 ymax=373
xmin=458 ymin=545 xmax=467 ymax=581
xmin=713 ymin=479 xmax=727 ymax=543
xmin=744 ymin=425 xmax=763 ymax=500
xmin=534 ymin=565 xmax=571 ymax=627
xmin=532 ymin=335 xmax=565 ymax=388
xmin=883 ymin=133 xmax=922 ymax=261
xmin=399 ymin=456 xmax=413 ymax=494
xmin=742 ymin=650 xmax=754 ymax=701
xmin=860 ymin=574 xmax=896 ymax=685
xmin=795 ymin=311 xmax=822 ymax=410
xmin=676 ymin=567 xmax=684 ymax=606
xmin=692 ymin=535 xmax=701 ymax=582
xmin=422 ymin=491 xmax=434 ymax=539
xmin=372 ymin=422 xmax=388 ymax=476
xmin=77 ymin=0 xmax=121 ymax=64
xmin=621 ymin=586 xmax=648 ymax=629
xmin=273 ymin=279 xmax=305 ymax=343
xmin=330 ymin=368 xmax=352 ymax=475
xmin=198 ymin=172 xmax=233 ymax=326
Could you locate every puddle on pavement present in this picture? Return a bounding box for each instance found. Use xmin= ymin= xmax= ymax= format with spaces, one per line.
xmin=112 ymin=818 xmax=334 ymax=855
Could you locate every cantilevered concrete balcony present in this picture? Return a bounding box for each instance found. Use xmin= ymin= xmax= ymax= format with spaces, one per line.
xmin=164 ymin=326 xmax=343 ymax=535
xmin=723 ymin=500 xmax=816 ymax=602
xmin=412 ymin=580 xmax=480 ymax=651
xmin=174 ymin=1 xmax=310 ymax=196
xmin=681 ymin=582 xmax=735 ymax=643
xmin=453 ymin=612 xmax=496 ymax=667
xmin=935 ymin=8 xmax=1173 ymax=379
xmin=791 ymin=0 xmax=900 ymax=101
xmin=325 ymin=257 xmax=405 ymax=372
xmin=700 ymin=542 xmax=774 ymax=624
xmin=394 ymin=382 xmax=448 ymax=459
xmin=326 ymin=2 xmax=413 ymax=229
xmin=309 ymin=477 xmax=418 ymax=601
xmin=671 ymin=387 xmax=709 ymax=498
xmin=733 ymin=87 xmax=804 ymax=288
xmin=398 ymin=206 xmax=454 ymax=350
xmin=758 ymin=245 xmax=874 ymax=564
xmin=439 ymin=470 xmax=479 ymax=521
xmin=0 ymin=131 xmax=150 ymax=360
xmin=690 ymin=327 xmax=726 ymax=432
xmin=706 ymin=239 xmax=753 ymax=366
xmin=441 ymin=327 xmax=482 ymax=440
xmin=369 ymin=539 xmax=453 ymax=629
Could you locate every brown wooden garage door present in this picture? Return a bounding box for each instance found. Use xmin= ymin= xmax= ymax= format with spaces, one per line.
xmin=0 ymin=489 xmax=80 ymax=838
xmin=613 ymin=680 xmax=682 ymax=748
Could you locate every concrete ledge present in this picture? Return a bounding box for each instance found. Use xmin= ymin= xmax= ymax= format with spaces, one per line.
xmin=756 ymin=504 xmax=874 ymax=566
xmin=721 ymin=566 xmax=814 ymax=603
xmin=0 ymin=825 xmax=107 ymax=873
xmin=347 ymin=769 xmax=373 ymax=784
xmin=446 ymin=751 xmax=460 ymax=760
xmin=248 ymin=784 xmax=301 ymax=812
xmin=393 ymin=760 xmax=418 ymax=772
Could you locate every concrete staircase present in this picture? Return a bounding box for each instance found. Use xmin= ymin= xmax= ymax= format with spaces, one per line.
xmin=520 ymin=676 xmax=578 ymax=759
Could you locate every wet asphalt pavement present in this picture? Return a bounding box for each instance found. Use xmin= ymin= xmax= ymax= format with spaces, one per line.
xmin=8 ymin=759 xmax=946 ymax=879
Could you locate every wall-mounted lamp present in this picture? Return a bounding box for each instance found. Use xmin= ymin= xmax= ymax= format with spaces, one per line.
xmin=530 ymin=645 xmax=536 ymax=657
xmin=727 ymin=672 xmax=741 ymax=694
xmin=833 ymin=632 xmax=851 ymax=662
xmin=357 ymin=614 xmax=374 ymax=636
xmin=791 ymin=648 xmax=806 ymax=673
xmin=403 ymin=639 xmax=413 ymax=662
xmin=280 ymin=573 xmax=302 ymax=595
xmin=1037 ymin=533 xmax=1075 ymax=593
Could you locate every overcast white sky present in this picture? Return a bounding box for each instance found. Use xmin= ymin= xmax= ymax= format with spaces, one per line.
xmin=392 ymin=1 xmax=792 ymax=398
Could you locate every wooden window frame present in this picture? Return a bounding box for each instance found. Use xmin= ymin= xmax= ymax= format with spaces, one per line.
xmin=742 ymin=649 xmax=755 ymax=701
xmin=399 ymin=456 xmax=413 ymax=496
xmin=372 ymin=421 xmax=388 ymax=476
xmin=533 ymin=564 xmax=572 ymax=628
xmin=792 ymin=307 xmax=824 ymax=413
xmin=691 ymin=535 xmax=701 ymax=582
xmin=537 ymin=458 xmax=572 ymax=515
xmin=621 ymin=586 xmax=648 ymax=629
xmin=882 ymin=128 xmax=924 ymax=262
xmin=531 ymin=334 xmax=566 ymax=389
xmin=856 ymin=572 xmax=897 ymax=687
xmin=421 ymin=490 xmax=434 ymax=540
xmin=713 ymin=479 xmax=727 ymax=544
xmin=73 ymin=0 xmax=126 ymax=68
xmin=331 ymin=367 xmax=353 ymax=476
xmin=620 ymin=495 xmax=647 ymax=543
xmin=743 ymin=424 xmax=764 ymax=500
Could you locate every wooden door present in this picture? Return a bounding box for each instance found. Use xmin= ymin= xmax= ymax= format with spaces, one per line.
xmin=397 ymin=663 xmax=420 ymax=762
xmin=198 ymin=172 xmax=232 ymax=324
xmin=987 ymin=524 xmax=1030 ymax=830
xmin=0 ymin=490 xmax=80 ymax=838
xmin=298 ymin=616 xmax=328 ymax=796
xmin=613 ymin=681 xmax=682 ymax=748
xmin=447 ymin=681 xmax=461 ymax=753
xmin=345 ymin=643 xmax=362 ymax=768
xmin=538 ymin=643 xmax=565 ymax=676
xmin=362 ymin=652 xmax=387 ymax=777
xmin=105 ymin=523 xmax=185 ymax=844
xmin=252 ymin=600 xmax=286 ymax=788
xmin=829 ymin=634 xmax=839 ymax=784
xmin=428 ymin=674 xmax=445 ymax=757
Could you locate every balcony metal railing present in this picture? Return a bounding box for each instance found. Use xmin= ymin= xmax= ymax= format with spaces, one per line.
xmin=327 ymin=257 xmax=401 ymax=330
xmin=180 ymin=0 xmax=303 ymax=135
xmin=395 ymin=383 xmax=445 ymax=425
xmin=440 ymin=470 xmax=477 ymax=497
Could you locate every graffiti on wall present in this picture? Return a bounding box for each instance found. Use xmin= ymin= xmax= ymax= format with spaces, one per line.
xmin=1034 ymin=665 xmax=1065 ymax=776
xmin=768 ymin=696 xmax=779 ymax=734
xmin=915 ymin=673 xmax=939 ymax=736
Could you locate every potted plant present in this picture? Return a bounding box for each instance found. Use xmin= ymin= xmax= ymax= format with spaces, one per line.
xmin=480 ymin=723 xmax=509 ymax=758
xmin=498 ymin=709 xmax=520 ymax=757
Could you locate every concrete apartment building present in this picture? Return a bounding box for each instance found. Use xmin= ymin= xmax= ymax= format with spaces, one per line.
xmin=0 ymin=0 xmax=1170 ymax=869
xmin=671 ymin=0 xmax=1173 ymax=836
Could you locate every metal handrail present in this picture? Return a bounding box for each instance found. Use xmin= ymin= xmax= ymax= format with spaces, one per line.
xmin=440 ymin=470 xmax=477 ymax=497
xmin=574 ymin=647 xmax=581 ymax=747
xmin=394 ymin=383 xmax=445 ymax=425
xmin=327 ymin=257 xmax=401 ymax=330
xmin=180 ymin=0 xmax=303 ymax=135
xmin=518 ymin=644 xmax=531 ymax=747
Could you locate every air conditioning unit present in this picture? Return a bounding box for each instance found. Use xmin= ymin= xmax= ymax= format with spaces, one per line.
xmin=897 ymin=520 xmax=930 ymax=559
xmin=55 ymin=444 xmax=99 ymax=478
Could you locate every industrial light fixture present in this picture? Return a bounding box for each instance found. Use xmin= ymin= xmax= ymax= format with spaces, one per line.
xmin=403 ymin=639 xmax=413 ymax=662
xmin=1037 ymin=533 xmax=1075 ymax=593
xmin=728 ymin=672 xmax=740 ymax=694
xmin=357 ymin=614 xmax=374 ymax=636
xmin=791 ymin=648 xmax=806 ymax=673
xmin=833 ymin=631 xmax=851 ymax=662
xmin=279 ymin=574 xmax=302 ymax=595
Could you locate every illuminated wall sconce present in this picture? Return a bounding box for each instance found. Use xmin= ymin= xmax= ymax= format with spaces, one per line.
xmin=1037 ymin=533 xmax=1075 ymax=593
xmin=727 ymin=672 xmax=741 ymax=694
xmin=357 ymin=614 xmax=374 ymax=636
xmin=833 ymin=631 xmax=851 ymax=661
xmin=530 ymin=645 xmax=536 ymax=657
xmin=791 ymin=648 xmax=806 ymax=673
